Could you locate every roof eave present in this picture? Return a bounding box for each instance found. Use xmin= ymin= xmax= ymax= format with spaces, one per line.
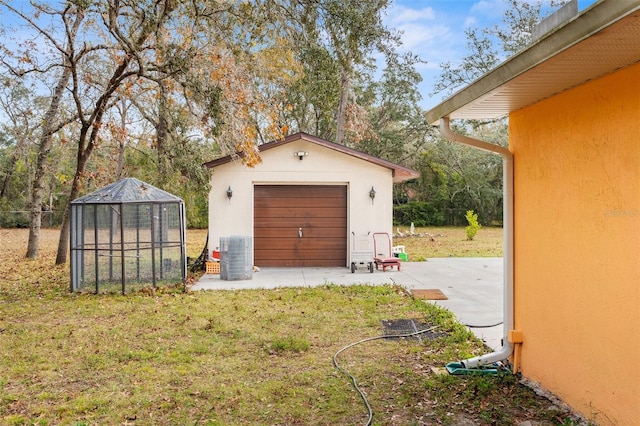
xmin=203 ymin=132 xmax=419 ymax=183
xmin=425 ymin=0 xmax=640 ymax=124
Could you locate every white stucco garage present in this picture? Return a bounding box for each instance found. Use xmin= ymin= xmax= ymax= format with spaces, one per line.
xmin=204 ymin=132 xmax=419 ymax=268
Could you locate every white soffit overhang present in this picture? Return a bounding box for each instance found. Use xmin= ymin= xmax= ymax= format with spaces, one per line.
xmin=425 ymin=0 xmax=640 ymax=124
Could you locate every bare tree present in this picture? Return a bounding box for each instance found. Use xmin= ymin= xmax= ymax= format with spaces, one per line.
xmin=54 ymin=0 xmax=185 ymax=264
xmin=0 ymin=1 xmax=84 ymax=258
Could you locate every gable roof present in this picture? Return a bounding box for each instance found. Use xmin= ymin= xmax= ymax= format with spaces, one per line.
xmin=71 ymin=178 xmax=183 ymax=204
xmin=425 ymin=0 xmax=640 ymax=124
xmin=203 ymin=132 xmax=419 ymax=183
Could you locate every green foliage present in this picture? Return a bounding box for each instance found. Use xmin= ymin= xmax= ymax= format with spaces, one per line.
xmin=286 ymin=45 xmax=341 ymax=140
xmin=465 ymin=210 xmax=481 ymax=241
xmin=415 ymin=129 xmax=505 ymax=226
xmin=393 ymin=201 xmax=447 ymax=227
xmin=351 ymin=51 xmax=430 ymax=173
xmin=392 ymin=126 xmax=505 ymax=227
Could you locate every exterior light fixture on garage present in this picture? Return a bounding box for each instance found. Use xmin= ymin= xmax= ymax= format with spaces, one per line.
xmin=226 ymin=186 xmax=233 ymax=203
xmin=294 ymin=151 xmax=309 ymax=160
xmin=369 ymin=186 xmax=376 ymax=204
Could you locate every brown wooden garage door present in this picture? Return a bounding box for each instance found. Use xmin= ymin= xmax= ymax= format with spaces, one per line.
xmin=254 ymin=185 xmax=347 ymax=267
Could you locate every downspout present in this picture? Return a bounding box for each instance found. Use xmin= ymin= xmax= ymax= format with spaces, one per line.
xmin=439 ymin=117 xmax=514 ymax=368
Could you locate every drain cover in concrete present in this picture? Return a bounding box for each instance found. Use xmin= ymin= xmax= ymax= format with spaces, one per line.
xmin=381 ymin=319 xmax=443 ymax=341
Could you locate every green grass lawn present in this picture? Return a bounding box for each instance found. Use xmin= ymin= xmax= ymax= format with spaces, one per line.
xmin=0 ymin=229 xmax=582 ymax=425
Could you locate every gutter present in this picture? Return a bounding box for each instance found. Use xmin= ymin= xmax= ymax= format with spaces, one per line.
xmin=439 ymin=117 xmax=515 ymax=369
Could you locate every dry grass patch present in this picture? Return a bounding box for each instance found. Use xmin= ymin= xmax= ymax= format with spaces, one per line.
xmin=394 ymin=226 xmax=503 ymax=259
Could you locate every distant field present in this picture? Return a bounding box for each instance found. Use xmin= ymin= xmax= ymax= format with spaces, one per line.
xmin=394 ymin=226 xmax=503 ymax=259
xmin=187 ymin=226 xmax=504 ymax=262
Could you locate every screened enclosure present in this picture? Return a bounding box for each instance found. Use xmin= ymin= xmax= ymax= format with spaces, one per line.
xmin=70 ymin=178 xmax=186 ymax=294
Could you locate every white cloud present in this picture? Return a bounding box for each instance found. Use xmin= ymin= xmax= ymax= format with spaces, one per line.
xmin=394 ymin=22 xmax=451 ymax=52
xmin=385 ymin=2 xmax=459 ymax=59
xmin=470 ymin=0 xmax=507 ymax=19
xmin=385 ymin=4 xmax=436 ymax=26
xmin=464 ymin=16 xmax=478 ymax=28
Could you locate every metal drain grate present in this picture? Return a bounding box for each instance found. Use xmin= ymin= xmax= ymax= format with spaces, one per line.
xmin=381 ymin=319 xmax=444 ymax=341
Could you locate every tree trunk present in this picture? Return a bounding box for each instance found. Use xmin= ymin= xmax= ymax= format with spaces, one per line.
xmin=116 ymin=99 xmax=127 ymax=179
xmin=335 ymin=68 xmax=350 ymax=145
xmin=55 ymin=198 xmax=72 ymax=264
xmin=26 ymin=65 xmax=73 ymax=258
xmin=156 ymin=81 xmax=170 ymax=186
xmin=26 ymin=9 xmax=82 ymax=259
xmin=116 ymin=139 xmax=125 ymax=179
xmin=55 ymin=152 xmax=87 ymax=265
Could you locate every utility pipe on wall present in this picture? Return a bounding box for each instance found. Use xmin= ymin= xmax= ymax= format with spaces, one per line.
xmin=439 ymin=117 xmax=514 ymax=368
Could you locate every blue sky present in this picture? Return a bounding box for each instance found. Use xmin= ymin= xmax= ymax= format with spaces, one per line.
xmin=385 ymin=0 xmax=598 ymax=110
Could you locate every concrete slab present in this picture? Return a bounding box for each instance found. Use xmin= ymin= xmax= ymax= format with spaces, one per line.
xmin=192 ymin=258 xmax=505 ymax=350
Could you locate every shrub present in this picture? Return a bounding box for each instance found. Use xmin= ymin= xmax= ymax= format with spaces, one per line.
xmin=465 ymin=210 xmax=481 ymax=240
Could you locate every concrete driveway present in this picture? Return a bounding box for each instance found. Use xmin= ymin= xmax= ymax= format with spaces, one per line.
xmin=192 ymin=258 xmax=504 ymax=350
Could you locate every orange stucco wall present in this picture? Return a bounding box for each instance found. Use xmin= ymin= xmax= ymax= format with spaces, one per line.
xmin=510 ymin=63 xmax=640 ymax=425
